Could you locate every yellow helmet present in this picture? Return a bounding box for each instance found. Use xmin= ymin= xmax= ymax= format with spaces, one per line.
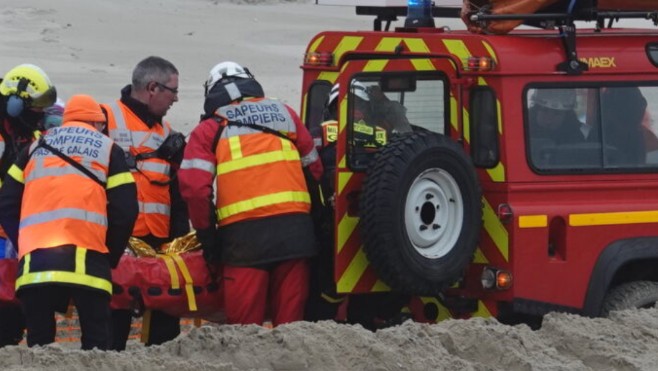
xmin=1 ymin=64 xmax=57 ymax=117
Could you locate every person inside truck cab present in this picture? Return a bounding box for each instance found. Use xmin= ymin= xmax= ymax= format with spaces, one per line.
xmin=317 ymin=80 xmax=413 ymax=155
xmin=529 ymin=88 xmax=593 ymax=144
xmin=315 ymin=81 xmax=378 ymax=202
xmin=600 ymin=87 xmax=648 ymax=165
xmin=366 ymin=85 xmax=413 ymax=135
xmin=528 ymin=88 xmax=601 ymax=167
xmin=346 ymin=81 xmax=387 ymax=149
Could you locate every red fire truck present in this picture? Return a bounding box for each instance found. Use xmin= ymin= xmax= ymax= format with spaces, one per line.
xmin=301 ymin=0 xmax=658 ymax=326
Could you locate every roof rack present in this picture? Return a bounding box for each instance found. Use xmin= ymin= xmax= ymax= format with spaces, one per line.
xmin=470 ymin=10 xmax=658 ymax=75
xmin=357 ymin=5 xmax=658 ymax=75
xmin=469 ymin=9 xmax=658 ymax=31
xmin=356 ymin=4 xmax=658 ymax=32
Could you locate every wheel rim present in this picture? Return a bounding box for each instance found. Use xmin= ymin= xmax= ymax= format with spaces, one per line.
xmin=404 ymin=168 xmax=464 ymax=259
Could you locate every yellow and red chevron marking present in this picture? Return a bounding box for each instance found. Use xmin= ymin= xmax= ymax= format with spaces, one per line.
xmin=334 ymin=169 xmax=391 ymax=293
xmin=304 ymin=32 xmax=510 ymax=293
xmin=306 ymin=32 xmax=497 ymax=66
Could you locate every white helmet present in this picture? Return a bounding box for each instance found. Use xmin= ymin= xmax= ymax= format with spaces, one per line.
xmin=327 ymin=80 xmax=370 ymax=108
xmin=204 ymin=61 xmax=252 ymax=94
xmin=532 ymin=89 xmax=576 ymax=111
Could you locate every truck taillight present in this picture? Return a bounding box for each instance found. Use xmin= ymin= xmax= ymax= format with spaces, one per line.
xmin=497 ymin=203 xmax=513 ymax=224
xmin=305 ymin=52 xmax=334 ymax=67
xmin=481 ymin=267 xmax=513 ymax=290
xmin=465 ymin=56 xmax=495 ymax=71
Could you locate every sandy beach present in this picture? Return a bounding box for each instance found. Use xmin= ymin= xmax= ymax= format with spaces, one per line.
xmin=1 ymin=308 xmax=657 ymax=370
xmin=1 ymin=1 xmax=658 ymax=370
xmin=0 ymin=0 xmax=395 ymax=134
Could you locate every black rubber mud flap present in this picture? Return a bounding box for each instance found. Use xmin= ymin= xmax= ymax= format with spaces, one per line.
xmin=360 ymin=131 xmax=482 ymax=295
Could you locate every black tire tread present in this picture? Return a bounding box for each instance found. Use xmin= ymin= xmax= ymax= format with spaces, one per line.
xmin=601 ymin=280 xmax=658 ymax=316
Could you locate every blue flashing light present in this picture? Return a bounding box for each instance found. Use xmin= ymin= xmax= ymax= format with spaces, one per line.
xmin=405 ymin=0 xmax=435 ymax=28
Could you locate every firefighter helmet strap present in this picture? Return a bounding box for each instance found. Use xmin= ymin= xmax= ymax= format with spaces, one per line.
xmin=6 ymin=78 xmax=30 ymax=118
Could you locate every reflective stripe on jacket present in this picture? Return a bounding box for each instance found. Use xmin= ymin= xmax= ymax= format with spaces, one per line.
xmin=17 ymin=122 xmax=113 ymax=258
xmin=16 ymin=246 xmax=113 ymax=294
xmin=214 ymin=98 xmax=311 ymax=226
xmin=104 ymin=101 xmax=172 ymax=237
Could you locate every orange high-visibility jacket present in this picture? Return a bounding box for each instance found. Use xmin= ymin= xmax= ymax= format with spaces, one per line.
xmin=213 ymin=98 xmax=311 ymax=226
xmin=18 ymin=122 xmax=114 ymax=258
xmin=104 ymin=101 xmax=172 ymax=238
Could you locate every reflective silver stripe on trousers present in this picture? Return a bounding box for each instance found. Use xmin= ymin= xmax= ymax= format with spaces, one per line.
xmin=20 ymin=208 xmax=108 ymax=229
xmin=180 ymin=158 xmax=216 ymax=174
xmin=138 ymin=201 xmax=171 ymax=216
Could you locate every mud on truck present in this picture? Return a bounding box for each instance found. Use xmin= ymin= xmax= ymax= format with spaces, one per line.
xmin=301 ymin=0 xmax=658 ymax=328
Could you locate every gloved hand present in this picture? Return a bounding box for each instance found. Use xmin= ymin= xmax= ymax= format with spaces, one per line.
xmin=196 ymin=227 xmax=220 ymax=264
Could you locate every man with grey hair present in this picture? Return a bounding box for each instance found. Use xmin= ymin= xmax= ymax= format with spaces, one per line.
xmin=101 ymin=56 xmax=189 ymax=350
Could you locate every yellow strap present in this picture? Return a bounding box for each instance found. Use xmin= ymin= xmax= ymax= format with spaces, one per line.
xmin=170 ymin=254 xmax=198 ymax=312
xmin=141 ymin=309 xmax=152 ymax=344
xmin=157 ymin=255 xmax=179 ymax=289
xmin=321 ymin=292 xmax=346 ymax=304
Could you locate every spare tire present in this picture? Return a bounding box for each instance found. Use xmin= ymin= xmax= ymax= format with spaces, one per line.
xmin=360 ymin=131 xmax=482 ymax=295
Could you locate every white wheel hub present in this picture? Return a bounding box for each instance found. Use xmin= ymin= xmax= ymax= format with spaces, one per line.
xmin=404 ymin=168 xmax=464 ymax=259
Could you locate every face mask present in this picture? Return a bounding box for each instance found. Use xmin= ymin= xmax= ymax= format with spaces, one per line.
xmin=6 ymin=95 xmax=25 ymax=118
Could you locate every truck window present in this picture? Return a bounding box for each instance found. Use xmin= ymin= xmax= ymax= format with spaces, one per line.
xmin=304 ymin=80 xmax=332 ymax=138
xmin=348 ymin=74 xmax=447 ymax=170
xmin=526 ymin=86 xmax=658 ymax=172
xmin=470 ymin=87 xmax=500 ymax=168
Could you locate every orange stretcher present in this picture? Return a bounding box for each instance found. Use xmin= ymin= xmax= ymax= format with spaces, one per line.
xmin=462 ymin=0 xmax=658 ymax=34
xmin=110 ymin=233 xmax=224 ymax=322
xmin=110 ymin=249 xmax=224 ymax=322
